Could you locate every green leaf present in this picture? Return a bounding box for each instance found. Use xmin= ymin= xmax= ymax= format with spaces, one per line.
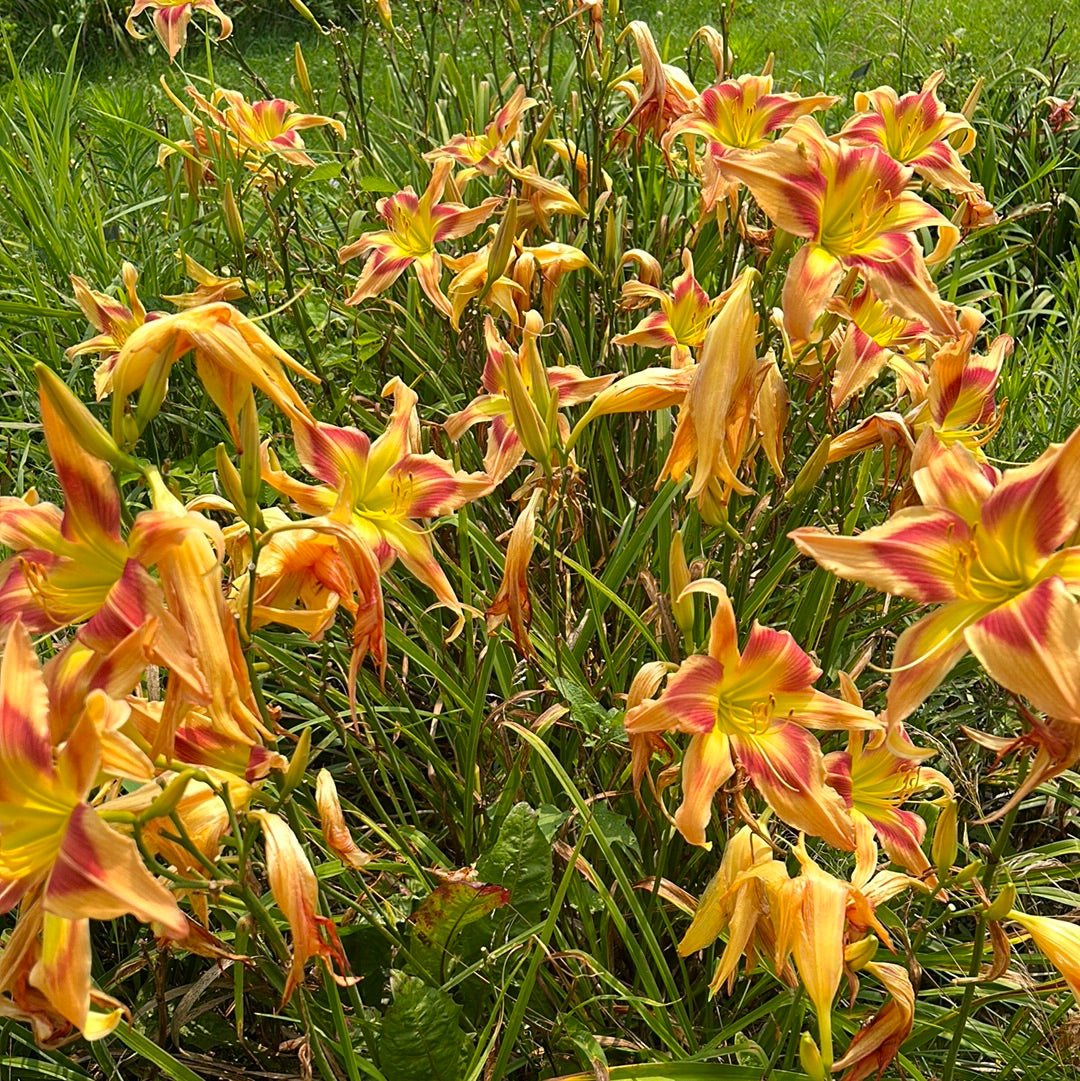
xmin=476 ymin=802 xmax=553 ymax=923
xmin=358 ymin=175 xmax=399 ymax=193
xmin=378 ymin=975 xmax=465 ymax=1081
xmin=300 ymin=161 xmax=344 ymax=184
xmin=409 ymin=879 xmax=510 ymax=982
xmin=590 ymin=806 xmax=641 ymax=861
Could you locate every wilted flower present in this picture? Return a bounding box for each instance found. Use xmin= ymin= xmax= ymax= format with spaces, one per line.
xmin=613 ymin=21 xmax=698 ymax=146
xmin=486 ymin=490 xmax=542 ymax=657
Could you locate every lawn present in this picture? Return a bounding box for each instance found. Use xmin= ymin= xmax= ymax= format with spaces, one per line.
xmin=1 ymin=1 xmax=1080 ymax=1080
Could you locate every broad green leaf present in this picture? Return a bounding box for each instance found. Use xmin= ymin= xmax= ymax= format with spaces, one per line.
xmin=379 ymin=975 xmax=465 ymax=1081
xmin=476 ymin=802 xmax=553 ymax=923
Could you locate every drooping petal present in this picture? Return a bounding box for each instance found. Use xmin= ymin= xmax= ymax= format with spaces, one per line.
xmin=673 ymin=729 xmax=735 ymax=848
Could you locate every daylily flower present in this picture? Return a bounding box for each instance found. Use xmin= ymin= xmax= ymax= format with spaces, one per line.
xmin=0 ymin=621 xmax=186 ymax=1039
xmin=103 ymin=301 xmax=320 ymax=442
xmin=338 ymin=160 xmax=501 ymax=318
xmin=656 ymin=269 xmax=781 ymax=522
xmin=623 ymin=578 xmax=878 ymax=848
xmin=444 ymin=312 xmax=614 ymax=484
xmin=614 ymin=249 xmax=723 ymax=367
xmin=827 ymin=315 xmax=1010 ymax=476
xmin=613 ymin=21 xmax=698 ymax=147
xmin=503 ymin=162 xmax=586 ymax=236
xmin=825 ymin=708 xmax=954 ymax=881
xmin=444 ymin=239 xmax=594 ymax=330
xmin=175 ymin=84 xmax=345 ymax=167
xmin=264 ymin=378 xmax=491 ymax=638
xmin=1046 ymin=93 xmax=1078 ymax=134
xmin=125 ymin=0 xmax=232 ymax=61
xmin=130 ymin=471 xmax=270 ymax=755
xmin=252 ymin=812 xmax=353 ymax=1004
xmin=486 ymin=490 xmax=542 ymax=658
xmin=719 ymin=116 xmax=960 ymax=341
xmin=790 ymin=425 xmax=1080 ymax=721
xmin=662 ymin=72 xmax=836 ymax=170
xmin=839 ymin=71 xmax=980 ymax=196
xmin=424 ymin=85 xmax=535 ymax=176
xmin=66 ymin=262 xmax=153 ymax=386
xmin=827 ymin=286 xmax=932 ymax=409
xmin=1007 ymin=909 xmax=1080 ymax=1004
xmin=0 ymin=375 xmax=129 ymax=632
xmin=677 ymin=822 xmax=791 ymax=995
xmin=545 ymin=138 xmax=611 ymax=200
xmin=161 ymin=254 xmax=250 ymax=309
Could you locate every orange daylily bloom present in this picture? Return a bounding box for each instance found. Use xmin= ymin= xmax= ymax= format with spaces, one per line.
xmin=624 ymin=579 xmax=878 ymax=848
xmin=0 ymin=621 xmax=186 ymax=1039
xmin=791 ymin=425 xmax=1080 ymax=722
xmin=719 ymin=116 xmax=960 ymax=341
xmin=614 ymin=249 xmax=723 ymax=367
xmin=486 ymin=490 xmax=542 ymax=658
xmin=172 ymin=84 xmax=345 ymax=168
xmin=66 ymin=262 xmax=151 ymax=381
xmin=663 ymin=72 xmax=836 ymax=195
xmin=424 ymin=85 xmax=535 ymax=176
xmin=338 ymin=160 xmax=502 ymax=318
xmin=656 ymin=269 xmax=782 ymax=522
xmin=827 ymin=286 xmax=932 ymax=409
xmin=0 ymin=375 xmax=130 ymax=632
xmin=839 ymin=71 xmax=979 ymax=196
xmin=264 ymin=378 xmax=491 ymax=638
xmin=125 ymin=0 xmax=231 ymax=61
xmin=445 ymin=312 xmax=614 ymax=484
xmin=825 ymin=717 xmax=954 ymax=882
xmin=103 ymin=301 xmax=320 ymax=441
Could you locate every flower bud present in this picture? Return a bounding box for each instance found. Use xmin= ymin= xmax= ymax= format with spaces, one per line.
xmin=222 ymin=179 xmax=245 ymax=250
xmin=932 ymin=799 xmax=958 ymax=881
xmin=35 ymin=364 xmax=138 ymax=471
xmin=287 ymin=0 xmax=323 ymax=29
xmin=843 ymin=934 xmax=879 ymax=972
xmin=784 ymin=435 xmax=831 ymax=504
xmin=215 ymin=443 xmax=247 ymax=513
xmin=985 ymin=881 xmax=1017 ymax=922
xmin=139 ymin=770 xmax=196 ymax=823
xmin=294 ymin=43 xmax=314 ymax=107
xmin=279 ymin=726 xmax=312 ymax=801
xmin=799 ymin=1033 xmax=826 ymax=1081
xmin=669 ymin=530 xmax=694 ymax=639
xmin=480 ymin=196 xmax=518 ymax=303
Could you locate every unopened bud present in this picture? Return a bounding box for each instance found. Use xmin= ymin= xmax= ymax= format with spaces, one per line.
xmin=669 ymin=530 xmax=694 ymax=639
xmin=932 ymin=799 xmax=958 ymax=881
xmin=237 ymin=392 xmax=263 ymax=520
xmin=140 ymin=770 xmax=195 ymax=823
xmin=844 ymin=934 xmax=879 ymax=971
xmin=133 ymin=354 xmax=171 ymax=437
xmin=953 ymin=860 xmax=983 ymax=885
xmin=222 ymin=179 xmax=245 ymax=250
xmin=215 ymin=443 xmax=247 ymax=513
xmin=287 ymin=0 xmax=323 ymax=29
xmin=294 ymin=43 xmax=314 ymax=107
xmin=279 ymin=726 xmax=312 ymax=801
xmin=785 ymin=435 xmax=831 ymax=504
xmin=961 ymin=77 xmax=984 ymax=122
xmin=35 ymin=364 xmax=137 ymax=471
xmin=799 ymin=1033 xmax=826 ymax=1081
xmin=504 ymin=352 xmax=552 ymax=469
xmin=985 ymin=881 xmax=1017 ymax=921
xmin=479 ymin=196 xmax=517 ymax=304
